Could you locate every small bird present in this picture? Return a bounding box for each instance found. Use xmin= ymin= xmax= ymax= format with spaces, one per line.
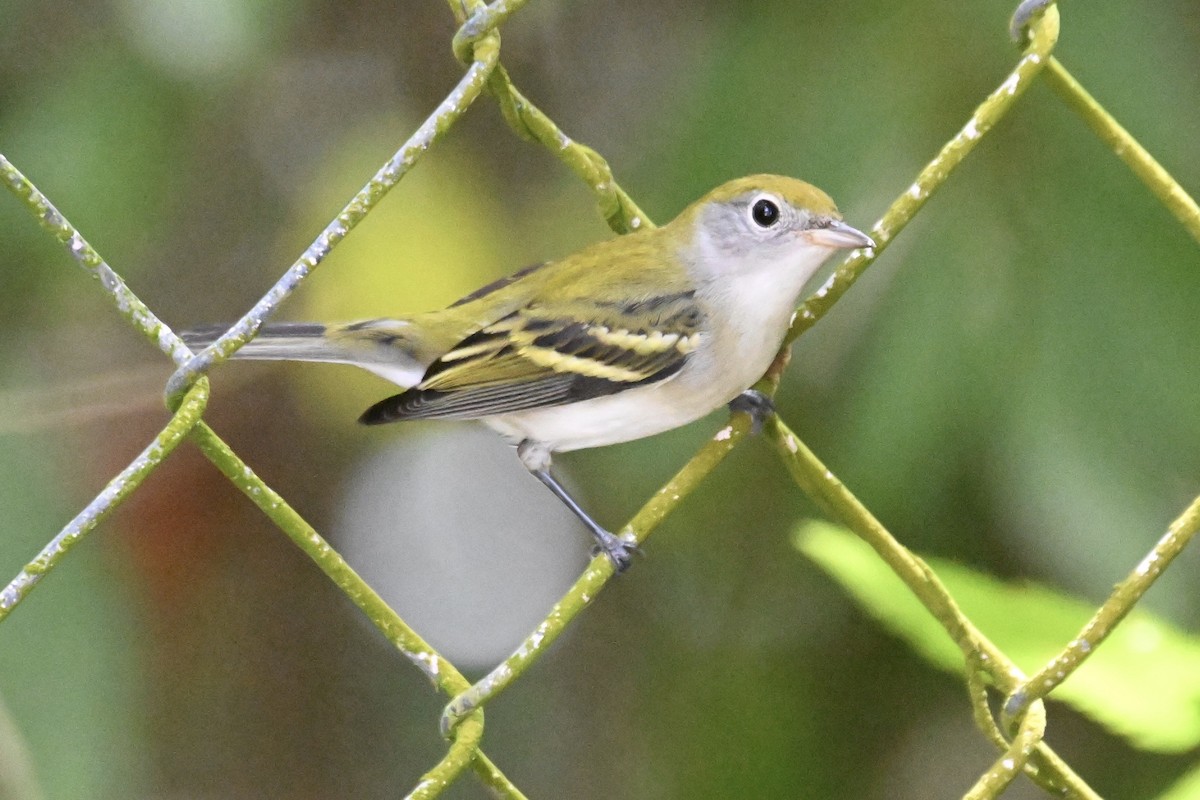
xmin=184 ymin=175 xmax=873 ymax=570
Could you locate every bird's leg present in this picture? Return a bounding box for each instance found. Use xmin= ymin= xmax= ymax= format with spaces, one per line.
xmin=517 ymin=440 xmax=641 ymax=572
xmin=729 ymin=389 xmax=775 ymax=435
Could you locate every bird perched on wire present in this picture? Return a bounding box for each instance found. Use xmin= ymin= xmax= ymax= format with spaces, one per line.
xmin=184 ymin=175 xmax=873 ymax=570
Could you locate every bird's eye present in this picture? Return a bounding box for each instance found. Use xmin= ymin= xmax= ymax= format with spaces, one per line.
xmin=750 ymin=198 xmax=780 ymax=228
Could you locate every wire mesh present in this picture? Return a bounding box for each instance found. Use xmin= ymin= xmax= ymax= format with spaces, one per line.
xmin=2 ymin=1 xmax=1199 ymax=797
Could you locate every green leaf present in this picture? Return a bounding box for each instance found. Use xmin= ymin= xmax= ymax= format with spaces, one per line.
xmin=1156 ymin=761 xmax=1200 ymax=800
xmin=794 ymin=520 xmax=1200 ymax=753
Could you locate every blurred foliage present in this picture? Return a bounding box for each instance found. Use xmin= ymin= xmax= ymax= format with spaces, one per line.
xmin=0 ymin=438 xmax=144 ymax=798
xmin=1 ymin=1 xmax=1199 ymax=798
xmin=798 ymin=520 xmax=1200 ymax=754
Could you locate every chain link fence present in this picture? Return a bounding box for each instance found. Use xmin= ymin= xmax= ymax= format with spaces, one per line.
xmin=2 ymin=1 xmax=1199 ymax=797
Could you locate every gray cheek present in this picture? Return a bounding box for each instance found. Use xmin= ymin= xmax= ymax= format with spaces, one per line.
xmin=707 ymin=208 xmax=746 ymax=246
xmin=700 ymin=206 xmax=782 ymax=260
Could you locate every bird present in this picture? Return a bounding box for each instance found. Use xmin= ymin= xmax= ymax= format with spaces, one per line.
xmin=184 ymin=175 xmax=874 ymax=570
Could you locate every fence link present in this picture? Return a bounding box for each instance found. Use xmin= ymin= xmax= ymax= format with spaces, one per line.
xmin=2 ymin=1 xmax=1199 ymax=797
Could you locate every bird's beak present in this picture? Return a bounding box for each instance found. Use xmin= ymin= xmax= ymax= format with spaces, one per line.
xmin=802 ymin=219 xmax=875 ymax=250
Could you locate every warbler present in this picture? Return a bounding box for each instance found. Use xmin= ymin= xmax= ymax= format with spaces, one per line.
xmin=184 ymin=175 xmax=873 ymax=569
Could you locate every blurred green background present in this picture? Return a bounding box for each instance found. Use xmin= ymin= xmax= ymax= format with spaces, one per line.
xmin=2 ymin=1 xmax=1199 ymax=797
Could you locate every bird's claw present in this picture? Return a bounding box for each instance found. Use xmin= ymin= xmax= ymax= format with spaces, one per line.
xmin=729 ymin=389 xmax=775 ymax=436
xmin=591 ymin=531 xmax=642 ymax=573
xmin=1009 ymin=0 xmax=1054 ymax=42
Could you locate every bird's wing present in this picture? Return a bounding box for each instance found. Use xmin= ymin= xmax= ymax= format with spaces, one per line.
xmin=358 ymin=289 xmax=703 ymax=423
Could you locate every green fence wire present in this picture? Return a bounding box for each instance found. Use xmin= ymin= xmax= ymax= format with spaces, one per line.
xmin=3 ymin=1 xmax=1199 ymax=797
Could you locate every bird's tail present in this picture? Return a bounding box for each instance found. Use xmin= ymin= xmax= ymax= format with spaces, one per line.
xmin=181 ymin=321 xmax=425 ymax=387
xmin=183 ymin=322 xmax=335 ymax=360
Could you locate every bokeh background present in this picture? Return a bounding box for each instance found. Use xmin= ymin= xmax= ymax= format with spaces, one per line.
xmin=2 ymin=1 xmax=1199 ymax=797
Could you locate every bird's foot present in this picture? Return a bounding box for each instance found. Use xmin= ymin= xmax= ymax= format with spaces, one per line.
xmin=590 ymin=529 xmax=643 ymax=573
xmin=729 ymin=389 xmax=775 ymax=435
xmin=1009 ymin=0 xmax=1054 ymax=42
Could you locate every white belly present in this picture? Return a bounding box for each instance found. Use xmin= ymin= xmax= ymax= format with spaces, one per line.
xmin=481 ymin=380 xmax=704 ymax=452
xmin=482 ymin=342 xmax=769 ymax=452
